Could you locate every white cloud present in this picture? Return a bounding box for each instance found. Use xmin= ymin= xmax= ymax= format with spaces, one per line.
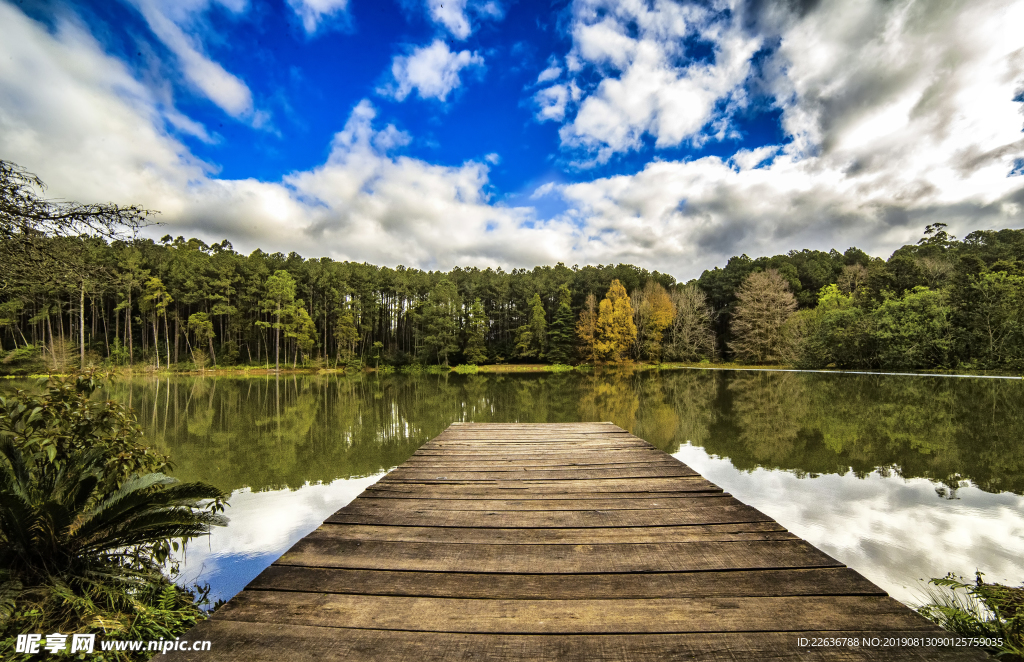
xmin=524 ymin=0 xmax=1024 ymax=273
xmin=128 ymin=0 xmax=265 ymax=125
xmin=534 ymin=84 xmax=569 ymax=122
xmin=0 ymin=4 xmax=209 ymax=205
xmin=382 ymin=39 xmax=484 ymax=102
xmin=286 ymin=0 xmax=350 ymax=35
xmin=673 ymin=444 xmax=1024 ymax=606
xmin=2 ymin=0 xmax=1023 ymax=283
xmin=542 ymin=0 xmax=761 ymax=162
xmin=0 ymin=7 xmax=567 ymax=271
xmin=423 ymin=0 xmax=503 ymax=40
xmin=536 ymin=60 xmax=562 ymax=84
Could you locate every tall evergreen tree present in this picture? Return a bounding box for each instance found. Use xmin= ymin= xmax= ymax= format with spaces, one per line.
xmin=419 ymin=279 xmax=460 ymax=366
xmin=514 ymin=292 xmax=547 ymax=359
xmin=546 ymin=284 xmax=575 ymax=364
xmin=260 ymin=270 xmax=296 ymax=372
xmin=576 ymin=292 xmax=599 ymax=363
xmin=463 ymin=298 xmax=488 ymax=364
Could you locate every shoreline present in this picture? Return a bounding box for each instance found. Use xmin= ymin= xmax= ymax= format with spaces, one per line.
xmin=5 ymin=362 xmax=1022 ymax=380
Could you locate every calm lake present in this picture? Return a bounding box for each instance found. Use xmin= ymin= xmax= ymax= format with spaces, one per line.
xmin=14 ymin=368 xmax=1024 ymax=608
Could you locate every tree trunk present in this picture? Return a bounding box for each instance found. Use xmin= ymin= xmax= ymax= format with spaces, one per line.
xmin=80 ymin=281 xmax=86 ymax=368
xmin=275 ymin=302 xmax=281 ymax=373
xmin=126 ymin=290 xmax=133 ymax=365
xmin=164 ymin=312 xmax=171 ymax=368
xmin=153 ymin=316 xmax=161 ymax=369
xmin=209 ymin=335 xmax=217 ymax=366
xmin=46 ymin=313 xmax=54 ymax=363
xmin=102 ymin=305 xmax=109 ymax=356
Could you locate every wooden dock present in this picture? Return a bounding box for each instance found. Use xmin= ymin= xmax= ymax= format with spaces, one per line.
xmin=165 ymin=422 xmax=988 ymax=660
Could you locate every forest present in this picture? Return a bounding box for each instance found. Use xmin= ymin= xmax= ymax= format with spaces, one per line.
xmin=2 ymin=158 xmax=1024 ymax=374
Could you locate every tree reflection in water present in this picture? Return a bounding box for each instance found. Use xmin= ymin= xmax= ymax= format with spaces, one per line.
xmin=60 ymin=369 xmax=1024 ymax=498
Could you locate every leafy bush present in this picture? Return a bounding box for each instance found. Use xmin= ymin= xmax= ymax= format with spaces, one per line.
xmin=0 ymin=372 xmax=228 ymax=661
xmin=917 ymin=572 xmax=1024 ymax=660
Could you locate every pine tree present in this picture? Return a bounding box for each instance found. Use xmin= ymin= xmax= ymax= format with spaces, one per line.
xmin=259 ymin=270 xmax=297 ymax=372
xmin=419 ymin=279 xmax=461 ymax=366
xmin=463 ymin=298 xmax=488 ymax=364
xmin=514 ymin=293 xmax=547 ymax=359
xmin=595 ymin=279 xmax=636 ymax=362
xmin=576 ymin=292 xmax=598 ymax=363
xmin=546 ymin=284 xmax=575 ymax=364
xmin=333 ymin=306 xmax=358 ymax=364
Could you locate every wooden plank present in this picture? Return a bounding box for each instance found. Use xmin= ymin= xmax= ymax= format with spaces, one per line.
xmin=303 ymin=522 xmax=793 ymax=544
xmin=403 ymin=458 xmax=681 ymax=467
xmin=325 ymin=503 xmax=774 ymax=527
xmin=365 ymin=486 xmax=724 ymax=499
xmin=408 ymin=452 xmax=670 ymax=461
xmin=275 ymin=539 xmax=843 ymax=573
xmin=168 ymin=422 xmax=963 ymax=661
xmin=369 ymin=476 xmax=724 ymax=494
xmin=340 ymin=495 xmax=734 ymax=511
xmin=161 ymin=622 xmax=991 ymax=662
xmin=210 ymin=592 xmax=940 ymax=634
xmin=396 ymin=461 xmax=685 ymax=471
xmin=384 ymin=467 xmax=701 ymax=480
xmin=249 ymin=566 xmax=879 ymax=599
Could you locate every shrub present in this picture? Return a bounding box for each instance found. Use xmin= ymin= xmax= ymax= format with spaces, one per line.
xmin=0 ymin=372 xmax=228 ymax=661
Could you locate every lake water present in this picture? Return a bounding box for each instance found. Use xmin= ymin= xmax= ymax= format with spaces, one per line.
xmin=14 ymin=368 xmax=1024 ymax=608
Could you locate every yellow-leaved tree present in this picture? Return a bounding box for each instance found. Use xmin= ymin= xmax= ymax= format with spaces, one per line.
xmin=631 ymin=280 xmax=675 ymax=362
xmin=595 ymin=279 xmax=637 ymax=362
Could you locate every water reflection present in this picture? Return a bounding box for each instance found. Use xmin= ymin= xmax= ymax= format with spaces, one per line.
xmin=9 ymin=369 xmax=1022 ymax=604
xmin=99 ymin=369 xmax=1024 ymax=496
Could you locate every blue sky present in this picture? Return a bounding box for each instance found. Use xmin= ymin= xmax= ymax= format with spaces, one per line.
xmin=1 ymin=0 xmax=1023 ymax=279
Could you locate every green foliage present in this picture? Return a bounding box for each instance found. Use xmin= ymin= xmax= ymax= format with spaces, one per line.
xmin=514 ymin=293 xmax=547 ymax=360
xmin=872 ymin=287 xmax=952 ymax=370
xmin=463 ymin=298 xmax=488 ymax=365
xmin=546 ymin=285 xmax=575 ymax=364
xmin=917 ymin=572 xmax=1024 ymax=660
xmin=418 ymin=279 xmax=460 ymax=366
xmin=0 ymin=372 xmax=228 ymax=661
xmin=6 ymin=198 xmax=1024 ymax=375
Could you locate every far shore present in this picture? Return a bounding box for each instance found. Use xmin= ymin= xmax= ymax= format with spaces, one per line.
xmin=5 ymin=362 xmax=1022 ymax=380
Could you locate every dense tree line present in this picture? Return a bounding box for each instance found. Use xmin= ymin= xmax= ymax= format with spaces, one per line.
xmin=697 ymin=224 xmax=1024 ymax=371
xmin=2 ymin=159 xmax=1023 ymax=372
xmin=0 ymin=230 xmax=686 ymax=371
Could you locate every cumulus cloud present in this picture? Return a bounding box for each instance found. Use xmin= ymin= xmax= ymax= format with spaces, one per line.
xmin=286 ymin=0 xmax=350 ymax=34
xmin=128 ymin=0 xmax=266 ymax=124
xmin=382 ymin=39 xmax=484 ymax=102
xmin=2 ymin=0 xmax=1023 ymax=282
xmin=534 ymin=84 xmax=569 ymax=122
xmin=529 ymin=0 xmax=1024 ymax=273
xmin=537 ymin=0 xmax=762 ymax=162
xmin=0 ymin=5 xmax=566 ymax=271
xmin=422 ymin=0 xmax=504 ymax=40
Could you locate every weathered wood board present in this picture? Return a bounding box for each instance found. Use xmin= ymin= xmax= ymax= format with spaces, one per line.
xmin=161 ymin=422 xmax=988 ymax=661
